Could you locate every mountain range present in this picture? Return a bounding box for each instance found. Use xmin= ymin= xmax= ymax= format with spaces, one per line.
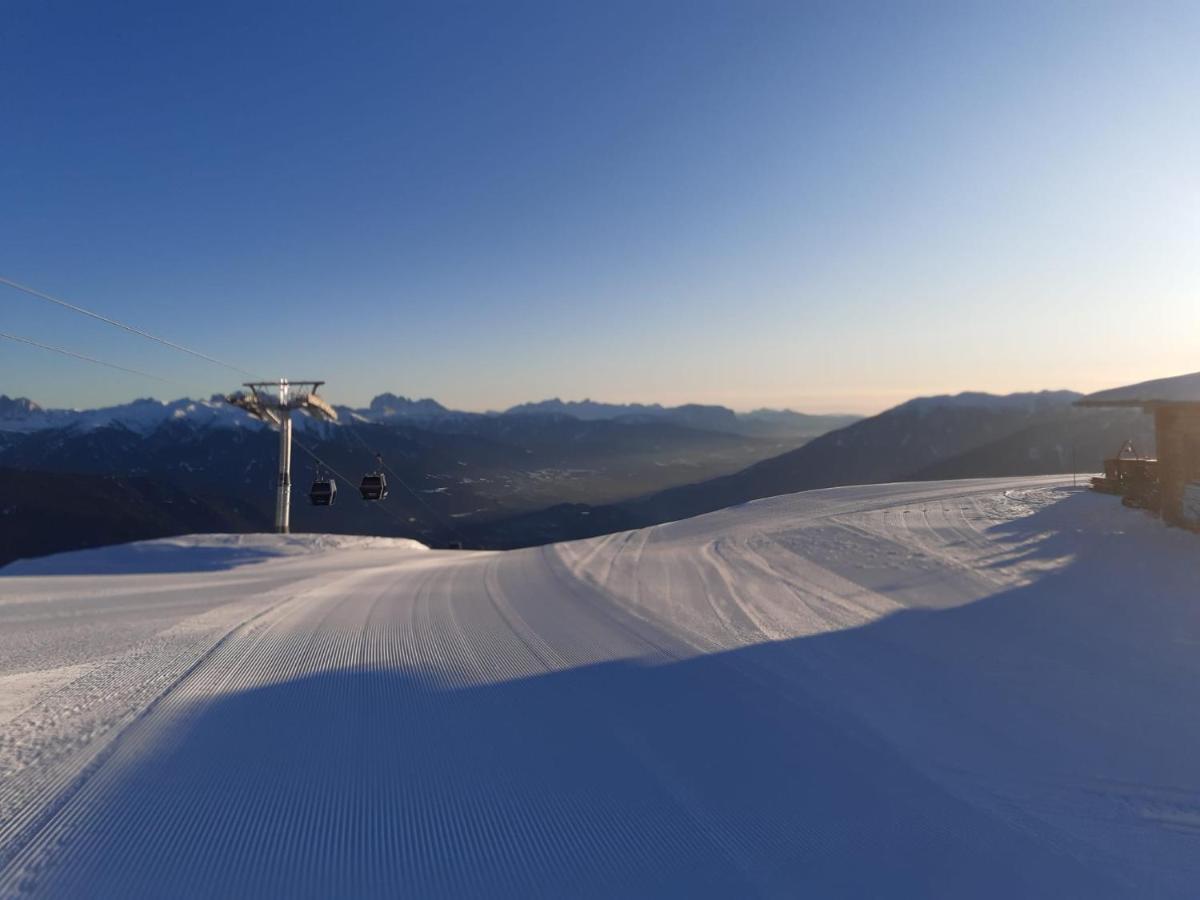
xmin=501 ymin=399 xmax=859 ymax=437
xmin=0 ymin=393 xmax=860 ymax=441
xmin=624 ymin=390 xmax=1148 ymax=522
xmin=0 ymin=388 xmax=1155 ymax=564
xmin=464 ymin=391 xmax=1155 ymax=547
xmin=0 ymin=392 xmax=843 ymax=564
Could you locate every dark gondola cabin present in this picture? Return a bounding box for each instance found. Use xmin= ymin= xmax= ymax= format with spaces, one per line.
xmin=309 ymin=479 xmax=337 ymax=506
xmin=359 ymin=473 xmax=388 ymax=501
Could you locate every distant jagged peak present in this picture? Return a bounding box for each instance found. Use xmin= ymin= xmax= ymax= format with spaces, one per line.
xmin=504 ymin=398 xmax=727 ymax=420
xmin=0 ymin=395 xmax=43 ymax=418
xmin=741 ymin=407 xmax=861 ymax=423
xmin=507 ymin=398 xmax=660 ymax=417
xmin=0 ymin=395 xmax=259 ymax=435
xmin=501 ymin=397 xmax=862 ymax=438
xmin=366 ymin=393 xmax=451 ymax=417
xmin=506 ymin=398 xmax=860 ymax=424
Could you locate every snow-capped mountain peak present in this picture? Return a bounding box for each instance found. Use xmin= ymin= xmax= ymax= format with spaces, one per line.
xmin=0 ymin=395 xmax=43 ymax=421
xmin=0 ymin=395 xmax=260 ymax=435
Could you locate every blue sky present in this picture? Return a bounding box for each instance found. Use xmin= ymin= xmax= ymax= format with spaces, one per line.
xmin=2 ymin=1 xmax=1197 ymax=413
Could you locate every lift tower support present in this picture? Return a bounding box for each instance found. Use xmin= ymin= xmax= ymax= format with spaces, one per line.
xmin=226 ymin=379 xmax=338 ymax=534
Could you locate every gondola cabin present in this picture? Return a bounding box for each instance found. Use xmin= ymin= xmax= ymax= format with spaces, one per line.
xmin=359 ymin=473 xmax=388 ymax=501
xmin=309 ymin=479 xmax=337 ymax=506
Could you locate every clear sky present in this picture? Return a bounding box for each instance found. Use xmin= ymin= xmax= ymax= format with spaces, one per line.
xmin=2 ymin=1 xmax=1198 ymax=414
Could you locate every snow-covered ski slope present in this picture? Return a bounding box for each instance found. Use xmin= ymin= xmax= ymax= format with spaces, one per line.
xmin=1 ymin=477 xmax=1197 ymax=898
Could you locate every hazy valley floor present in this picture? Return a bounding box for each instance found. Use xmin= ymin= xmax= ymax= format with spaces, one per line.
xmin=0 ymin=477 xmax=1197 ymax=897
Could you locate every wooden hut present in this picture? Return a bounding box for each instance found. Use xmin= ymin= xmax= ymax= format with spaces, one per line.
xmin=1077 ymin=372 xmax=1200 ymax=527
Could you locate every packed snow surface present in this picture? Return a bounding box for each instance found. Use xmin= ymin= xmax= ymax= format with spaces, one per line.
xmin=1 ymin=477 xmax=1197 ymax=897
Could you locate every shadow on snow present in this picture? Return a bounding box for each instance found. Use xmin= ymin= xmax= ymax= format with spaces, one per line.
xmin=2 ymin=543 xmax=292 ymax=576
xmin=22 ymin=491 xmax=1200 ymax=898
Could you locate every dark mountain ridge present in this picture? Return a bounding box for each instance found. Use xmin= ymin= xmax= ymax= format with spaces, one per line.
xmin=501 ymin=397 xmax=860 ymax=438
xmin=460 ymin=391 xmax=1155 ymax=547
xmin=620 ymin=391 xmax=1154 ymax=522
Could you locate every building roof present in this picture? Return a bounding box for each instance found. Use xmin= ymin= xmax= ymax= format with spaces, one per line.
xmin=1077 ymin=371 xmax=1200 ymax=408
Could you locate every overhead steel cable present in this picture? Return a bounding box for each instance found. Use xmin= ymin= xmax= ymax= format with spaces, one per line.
xmin=291 ymin=434 xmax=417 ymax=531
xmin=0 ymin=274 xmax=259 ymax=377
xmin=343 ymin=423 xmax=468 ymax=542
xmin=0 ymin=329 xmax=183 ymax=385
xmin=291 ymin=436 xmax=357 ymax=490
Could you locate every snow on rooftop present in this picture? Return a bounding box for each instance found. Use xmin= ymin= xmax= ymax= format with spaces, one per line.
xmin=1078 ymin=370 xmax=1200 ymax=407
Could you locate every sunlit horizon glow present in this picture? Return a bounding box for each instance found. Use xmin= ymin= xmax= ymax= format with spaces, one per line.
xmin=9 ymin=370 xmax=1197 ymax=420
xmin=2 ymin=2 xmax=1197 ymax=416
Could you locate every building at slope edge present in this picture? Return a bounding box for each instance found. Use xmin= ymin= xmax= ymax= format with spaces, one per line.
xmin=1078 ymin=371 xmax=1200 ymax=527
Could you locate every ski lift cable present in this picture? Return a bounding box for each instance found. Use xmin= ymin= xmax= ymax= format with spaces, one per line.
xmin=293 ymin=436 xmax=408 ymax=527
xmin=345 ymin=425 xmax=461 ymax=535
xmin=0 ymin=274 xmax=259 ymax=378
xmin=291 ymin=435 xmax=413 ymax=530
xmin=0 ymin=329 xmax=185 ymax=386
xmin=291 ymin=437 xmax=356 ymax=486
xmin=344 ymin=424 xmax=467 ymax=541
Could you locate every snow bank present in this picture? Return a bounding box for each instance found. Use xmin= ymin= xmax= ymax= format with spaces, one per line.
xmin=0 ymin=532 xmax=428 ymax=576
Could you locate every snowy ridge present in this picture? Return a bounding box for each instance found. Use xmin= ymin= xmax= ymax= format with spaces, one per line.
xmin=1 ymin=477 xmax=1197 ymax=896
xmin=0 ymin=396 xmax=259 ymax=435
xmin=1 ymin=388 xmax=1091 ymax=440
xmin=0 ymin=392 xmax=863 ymax=437
xmin=1 ymin=533 xmax=428 ymax=576
xmin=0 ymin=396 xmax=363 ymax=436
